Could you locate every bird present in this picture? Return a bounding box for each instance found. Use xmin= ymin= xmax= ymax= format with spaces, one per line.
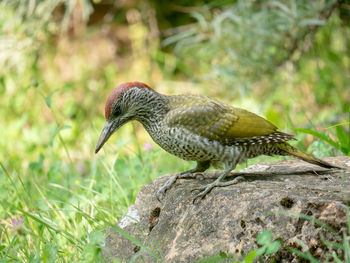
xmin=95 ymin=81 xmax=339 ymax=203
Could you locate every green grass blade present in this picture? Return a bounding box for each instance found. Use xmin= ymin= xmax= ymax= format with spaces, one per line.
xmin=109 ymin=224 xmax=160 ymax=260
xmin=18 ymin=209 xmax=83 ymax=249
xmin=335 ymin=126 xmax=349 ymax=154
xmin=348 ymin=112 xmax=350 ymax=155
xmin=343 ymin=231 xmax=350 ymax=263
xmin=287 ymin=239 xmax=320 ymax=263
xmin=293 ymin=128 xmax=340 ymax=150
xmin=0 ymin=161 xmax=18 ymax=192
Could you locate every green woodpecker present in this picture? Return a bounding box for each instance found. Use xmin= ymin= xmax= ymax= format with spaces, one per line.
xmin=95 ymin=82 xmax=338 ymax=203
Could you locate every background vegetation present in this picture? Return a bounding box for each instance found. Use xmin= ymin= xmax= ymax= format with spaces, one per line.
xmin=0 ymin=0 xmax=349 ymax=262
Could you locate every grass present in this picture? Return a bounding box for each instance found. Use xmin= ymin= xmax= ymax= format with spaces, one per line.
xmin=0 ymin=136 xmax=189 ymax=262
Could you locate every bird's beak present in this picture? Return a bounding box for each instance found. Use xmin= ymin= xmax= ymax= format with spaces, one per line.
xmin=95 ymin=120 xmax=114 ymax=154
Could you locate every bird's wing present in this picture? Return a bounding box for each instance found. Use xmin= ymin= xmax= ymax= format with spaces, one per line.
xmin=164 ymin=95 xmax=278 ymax=144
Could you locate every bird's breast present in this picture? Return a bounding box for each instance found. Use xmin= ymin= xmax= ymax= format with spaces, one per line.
xmin=144 ymin=124 xmax=242 ymax=163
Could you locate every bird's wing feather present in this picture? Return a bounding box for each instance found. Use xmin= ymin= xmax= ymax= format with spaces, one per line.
xmin=165 ymin=95 xmax=278 ymax=143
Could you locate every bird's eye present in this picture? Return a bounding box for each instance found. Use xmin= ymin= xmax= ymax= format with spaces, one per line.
xmin=113 ymin=106 xmax=121 ymax=116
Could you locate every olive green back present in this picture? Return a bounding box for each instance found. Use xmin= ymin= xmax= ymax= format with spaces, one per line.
xmin=165 ymin=95 xmax=277 ymax=143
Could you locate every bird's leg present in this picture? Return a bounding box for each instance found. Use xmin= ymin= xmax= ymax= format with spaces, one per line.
xmin=192 ymin=163 xmax=244 ymax=204
xmin=156 ymin=161 xmax=210 ymax=201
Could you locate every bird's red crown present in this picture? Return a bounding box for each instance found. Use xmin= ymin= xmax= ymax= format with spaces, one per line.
xmin=105 ymin=81 xmax=151 ymax=119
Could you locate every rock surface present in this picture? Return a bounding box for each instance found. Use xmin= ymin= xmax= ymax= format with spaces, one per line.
xmin=103 ymin=157 xmax=350 ymax=262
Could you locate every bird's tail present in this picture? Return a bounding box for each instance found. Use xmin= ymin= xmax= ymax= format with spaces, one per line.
xmin=276 ymin=142 xmax=341 ymax=169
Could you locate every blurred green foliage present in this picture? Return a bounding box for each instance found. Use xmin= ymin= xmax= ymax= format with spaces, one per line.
xmin=0 ymin=0 xmax=349 ymax=261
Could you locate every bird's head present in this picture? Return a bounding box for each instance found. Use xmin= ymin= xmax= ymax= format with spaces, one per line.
xmin=95 ymin=81 xmax=153 ymax=153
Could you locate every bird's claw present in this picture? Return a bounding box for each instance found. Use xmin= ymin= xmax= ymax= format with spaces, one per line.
xmin=182 ymin=172 xmax=205 ymax=180
xmin=194 ymin=172 xmax=205 ymax=180
xmin=155 ymin=172 xmax=182 ymax=202
xmin=191 ymin=176 xmax=245 ymax=204
xmin=190 ymin=187 xmax=202 ymax=193
xmin=155 ymin=171 xmax=207 ymax=202
xmin=191 ymin=184 xmax=214 ymax=204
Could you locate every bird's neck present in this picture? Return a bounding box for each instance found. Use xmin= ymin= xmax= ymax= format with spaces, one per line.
xmin=129 ymin=89 xmax=169 ymax=129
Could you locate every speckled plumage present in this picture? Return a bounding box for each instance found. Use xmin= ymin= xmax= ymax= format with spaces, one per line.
xmin=95 ymin=82 xmax=338 ymax=202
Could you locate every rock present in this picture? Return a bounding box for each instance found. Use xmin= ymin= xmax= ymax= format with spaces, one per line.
xmin=102 ymin=157 xmax=350 ymax=262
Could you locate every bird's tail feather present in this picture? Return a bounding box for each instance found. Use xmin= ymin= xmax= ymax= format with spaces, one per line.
xmin=277 ymin=143 xmax=341 ymax=169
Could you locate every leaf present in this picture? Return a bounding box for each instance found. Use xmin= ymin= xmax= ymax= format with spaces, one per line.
xmin=256 ymin=246 xmax=267 ymax=256
xmin=46 ymin=95 xmax=52 ymax=108
xmin=257 ymin=230 xmax=272 ymax=245
xmin=45 ymin=89 xmax=59 ymax=108
xmin=265 ymin=240 xmax=281 ymax=255
xmin=243 ymin=250 xmax=257 ymax=263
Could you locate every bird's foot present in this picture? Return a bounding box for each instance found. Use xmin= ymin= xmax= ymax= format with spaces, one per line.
xmin=156 ymin=173 xmax=179 ymax=201
xmin=177 ymin=172 xmax=205 ymax=180
xmin=191 ymin=176 xmax=245 ymax=204
xmin=156 ymin=172 xmax=205 ymax=201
